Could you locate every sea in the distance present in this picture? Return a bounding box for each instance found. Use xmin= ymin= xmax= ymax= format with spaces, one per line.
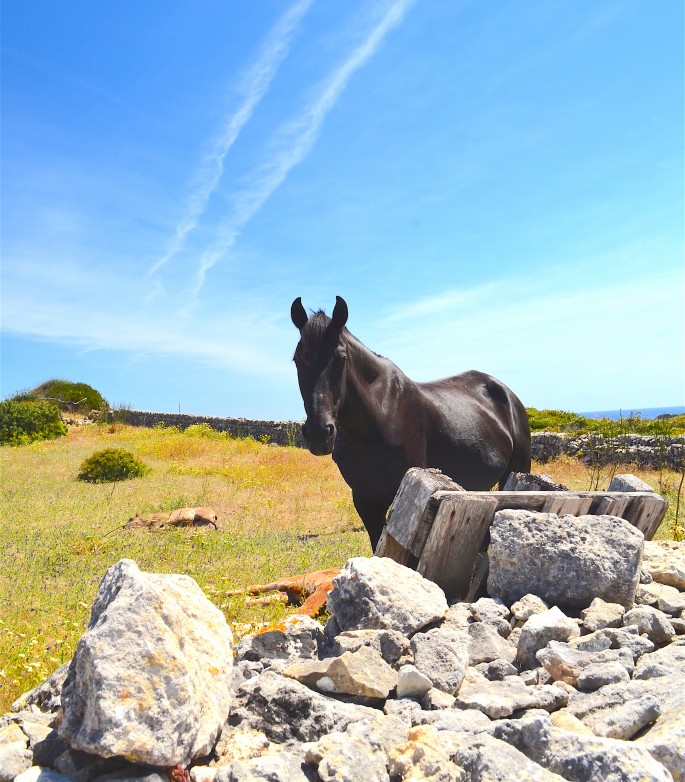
xmin=580 ymin=406 xmax=685 ymax=421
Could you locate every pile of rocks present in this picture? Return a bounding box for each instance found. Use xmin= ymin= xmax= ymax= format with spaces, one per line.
xmin=2 ymin=512 xmax=684 ymax=782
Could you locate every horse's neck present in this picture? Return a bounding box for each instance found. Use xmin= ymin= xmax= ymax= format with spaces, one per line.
xmin=339 ymin=334 xmax=408 ymax=431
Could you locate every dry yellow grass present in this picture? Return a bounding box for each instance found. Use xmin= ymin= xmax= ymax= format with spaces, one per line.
xmin=0 ymin=423 xmax=680 ymax=712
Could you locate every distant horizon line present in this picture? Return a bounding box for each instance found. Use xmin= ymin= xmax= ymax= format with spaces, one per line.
xmin=579 ymin=405 xmax=685 ymax=420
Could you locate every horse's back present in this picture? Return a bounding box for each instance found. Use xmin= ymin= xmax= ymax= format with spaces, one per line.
xmin=418 ymin=369 xmax=531 ymax=487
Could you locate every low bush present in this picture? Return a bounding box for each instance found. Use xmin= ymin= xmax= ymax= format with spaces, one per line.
xmin=77 ymin=448 xmax=149 ymax=483
xmin=527 ymin=408 xmax=591 ymax=433
xmin=527 ymin=408 xmax=685 ymax=436
xmin=0 ymin=399 xmax=68 ymax=446
xmin=184 ymin=423 xmax=227 ymax=439
xmin=13 ymin=379 xmax=108 ymax=415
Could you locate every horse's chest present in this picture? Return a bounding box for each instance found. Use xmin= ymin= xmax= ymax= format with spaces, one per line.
xmin=332 ymin=433 xmax=408 ymax=504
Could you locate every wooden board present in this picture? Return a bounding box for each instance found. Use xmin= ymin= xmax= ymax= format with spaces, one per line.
xmin=587 ymin=493 xmax=631 ymax=518
xmin=421 ymin=490 xmax=667 ymax=540
xmin=375 ymin=527 xmax=411 ymax=564
xmin=465 ymin=552 xmax=489 ymax=603
xmin=377 ymin=467 xmax=669 ymax=602
xmin=540 ymin=494 xmax=594 ymax=515
xmin=623 ymin=494 xmax=669 ymax=539
xmin=384 ymin=468 xmax=463 ymax=555
xmin=417 ymin=493 xmax=498 ymax=600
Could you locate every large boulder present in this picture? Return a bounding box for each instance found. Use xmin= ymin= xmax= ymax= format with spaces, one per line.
xmin=487 ymin=510 xmax=643 ymax=609
xmin=59 ymin=559 xmax=233 ymax=768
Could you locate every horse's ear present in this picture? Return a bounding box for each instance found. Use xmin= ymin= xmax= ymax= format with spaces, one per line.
xmin=291 ymin=297 xmax=308 ymax=330
xmin=332 ymin=296 xmax=348 ymax=331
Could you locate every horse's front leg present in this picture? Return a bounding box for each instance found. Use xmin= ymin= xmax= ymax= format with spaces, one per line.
xmin=352 ymin=493 xmax=389 ymax=553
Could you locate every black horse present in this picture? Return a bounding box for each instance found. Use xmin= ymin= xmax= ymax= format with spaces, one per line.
xmin=291 ymin=296 xmax=531 ymax=550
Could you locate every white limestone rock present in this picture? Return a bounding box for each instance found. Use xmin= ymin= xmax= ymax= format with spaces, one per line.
xmin=466 ymin=622 xmax=516 ymax=665
xmin=387 ymin=725 xmax=463 ymax=782
xmin=396 ymin=664 xmax=433 ymax=699
xmin=326 ymin=557 xmax=448 ymax=635
xmin=453 ymin=733 xmax=566 ymax=781
xmin=229 ymin=670 xmax=378 ymax=745
xmin=510 ymin=594 xmax=549 ymax=624
xmin=623 ymin=605 xmax=676 ymax=644
xmin=516 ymin=607 xmax=580 ymax=669
xmin=607 ymin=474 xmax=656 ymax=493
xmin=235 ymin=615 xmax=323 ymax=664
xmin=642 ymin=540 xmax=685 ymax=590
xmin=490 ymin=711 xmax=673 ymax=782
xmin=575 ymin=661 xmax=631 ymax=692
xmin=410 ymin=626 xmax=470 ymax=696
xmin=59 ymin=559 xmax=234 ymax=768
xmin=580 ymin=598 xmax=625 ymax=632
xmin=536 ymin=640 xmax=633 ymax=686
xmin=488 ymin=510 xmax=644 ymax=610
xmin=635 ymin=691 xmax=685 ymax=782
xmin=453 ymin=677 xmax=568 ymax=720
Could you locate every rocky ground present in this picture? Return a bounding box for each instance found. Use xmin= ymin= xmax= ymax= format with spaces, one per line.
xmin=2 ymin=510 xmax=684 ymax=782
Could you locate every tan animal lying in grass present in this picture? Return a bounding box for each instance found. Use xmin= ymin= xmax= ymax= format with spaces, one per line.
xmin=126 ymin=506 xmax=219 ymax=530
xmin=228 ymin=568 xmax=341 ymax=617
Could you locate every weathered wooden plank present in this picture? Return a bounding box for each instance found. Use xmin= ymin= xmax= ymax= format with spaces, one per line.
xmin=465 ymin=551 xmax=489 ymax=603
xmin=433 ymin=491 xmax=664 ymax=530
xmin=385 ymin=468 xmax=463 ymax=555
xmin=375 ymin=527 xmax=411 ymax=564
xmin=541 ymin=494 xmax=593 ymax=516
xmin=587 ymin=493 xmax=631 ymax=518
xmin=622 ymin=494 xmax=668 ymax=540
xmin=417 ymin=493 xmax=498 ymax=600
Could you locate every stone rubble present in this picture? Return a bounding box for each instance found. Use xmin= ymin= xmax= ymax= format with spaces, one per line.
xmin=2 ymin=518 xmax=685 ymax=782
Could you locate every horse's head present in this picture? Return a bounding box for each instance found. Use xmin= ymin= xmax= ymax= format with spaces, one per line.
xmin=291 ymin=296 xmax=349 ymax=456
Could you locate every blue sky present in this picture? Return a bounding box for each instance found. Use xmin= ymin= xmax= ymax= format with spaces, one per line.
xmin=2 ymin=0 xmax=683 ymax=420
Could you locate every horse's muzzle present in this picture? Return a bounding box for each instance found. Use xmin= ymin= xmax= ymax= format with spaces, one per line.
xmin=302 ymin=420 xmax=336 ymax=456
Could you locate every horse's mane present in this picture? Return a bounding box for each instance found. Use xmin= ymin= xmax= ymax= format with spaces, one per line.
xmin=293 ymin=310 xmax=334 ymax=366
xmin=294 ymin=309 xmax=389 ymax=369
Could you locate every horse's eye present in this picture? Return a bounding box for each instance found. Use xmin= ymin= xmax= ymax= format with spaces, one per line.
xmin=335 ymin=348 xmax=347 ymax=360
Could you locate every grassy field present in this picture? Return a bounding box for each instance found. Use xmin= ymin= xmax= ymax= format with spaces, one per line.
xmin=1 ymin=423 xmax=682 ymax=713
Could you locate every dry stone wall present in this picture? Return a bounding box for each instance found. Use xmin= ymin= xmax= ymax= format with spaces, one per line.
xmin=532 ymin=432 xmax=684 ymax=470
xmin=113 ymin=412 xmax=683 ymax=468
xmin=114 ymin=411 xmax=306 ymax=447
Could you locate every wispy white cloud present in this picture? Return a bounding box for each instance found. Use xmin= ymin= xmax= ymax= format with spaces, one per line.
xmin=373 ymin=266 xmax=684 ymax=410
xmin=148 ymin=0 xmax=315 ymax=278
xmin=185 ymin=0 xmax=418 ymax=309
xmin=1 ymin=255 xmax=293 ymax=378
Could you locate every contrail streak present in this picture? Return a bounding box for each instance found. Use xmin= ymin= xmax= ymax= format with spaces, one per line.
xmin=186 ymin=0 xmax=417 ymax=306
xmin=149 ymin=0 xmax=315 ymax=277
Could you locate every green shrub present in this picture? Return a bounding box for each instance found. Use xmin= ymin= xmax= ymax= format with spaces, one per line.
xmin=527 ymin=408 xmax=593 ymax=433
xmin=77 ymin=449 xmax=149 ymax=483
xmin=527 ymin=408 xmax=685 ymax=436
xmin=0 ymin=399 xmax=68 ymax=446
xmin=185 ymin=423 xmax=226 ymax=439
xmin=13 ymin=379 xmax=108 ymax=415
